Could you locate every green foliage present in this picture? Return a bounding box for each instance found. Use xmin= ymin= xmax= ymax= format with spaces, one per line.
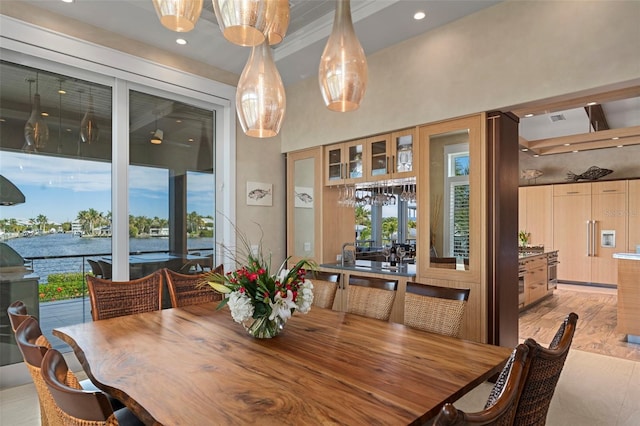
xmin=381 ymin=217 xmax=398 ymax=242
xmin=39 ymin=273 xmax=88 ymax=302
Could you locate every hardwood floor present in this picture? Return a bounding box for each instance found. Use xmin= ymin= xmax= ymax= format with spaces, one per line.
xmin=519 ymin=283 xmax=640 ymax=362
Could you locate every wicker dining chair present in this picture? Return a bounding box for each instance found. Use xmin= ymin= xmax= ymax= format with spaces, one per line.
xmin=403 ymin=282 xmax=470 ymax=338
xmin=9 ymin=307 xmax=125 ymax=412
xmin=86 ymin=271 xmax=163 ymax=321
xmin=164 ymin=266 xmax=223 ymax=308
xmin=41 ymin=348 xmax=144 ymax=426
xmin=511 ymin=312 xmax=579 ymax=426
xmin=13 ymin=317 xmax=58 ymax=426
xmin=346 ymin=275 xmax=398 ymax=321
xmin=434 ymin=343 xmax=530 ymax=426
xmin=7 ymin=300 xmax=32 ymax=333
xmin=308 ymin=271 xmax=340 ymax=309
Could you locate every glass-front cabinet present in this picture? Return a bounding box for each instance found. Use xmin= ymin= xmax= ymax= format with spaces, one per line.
xmin=366 ymin=127 xmax=418 ymax=181
xmin=324 ymin=139 xmax=366 ymax=186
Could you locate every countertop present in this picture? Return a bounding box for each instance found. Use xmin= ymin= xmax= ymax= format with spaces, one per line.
xmin=613 ymin=253 xmax=640 ymax=261
xmin=319 ymin=260 xmax=417 ymax=277
xmin=518 ymin=250 xmax=557 ymax=260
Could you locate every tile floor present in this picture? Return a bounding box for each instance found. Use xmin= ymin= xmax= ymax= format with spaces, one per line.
xmin=1 ymin=284 xmax=638 ymax=425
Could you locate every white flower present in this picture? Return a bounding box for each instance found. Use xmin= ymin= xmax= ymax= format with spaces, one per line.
xmin=269 ymin=290 xmax=297 ymax=322
xmin=295 ymin=280 xmax=314 ymax=314
xmin=227 ymin=291 xmax=254 ymax=323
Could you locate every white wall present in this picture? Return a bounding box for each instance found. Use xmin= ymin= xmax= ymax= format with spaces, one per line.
xmin=280 ymin=0 xmax=640 ymax=152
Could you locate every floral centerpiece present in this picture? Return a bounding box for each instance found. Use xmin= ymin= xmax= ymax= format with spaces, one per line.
xmin=203 ymin=233 xmax=316 ymax=338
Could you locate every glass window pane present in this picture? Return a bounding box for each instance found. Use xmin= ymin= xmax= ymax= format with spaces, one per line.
xmin=0 ymin=61 xmax=112 ymax=363
xmin=128 ymin=90 xmax=215 ymax=283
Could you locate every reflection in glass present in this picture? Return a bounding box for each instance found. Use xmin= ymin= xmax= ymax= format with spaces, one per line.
xmin=293 ymin=157 xmax=315 ymax=258
xmin=430 ymin=130 xmax=470 ymax=268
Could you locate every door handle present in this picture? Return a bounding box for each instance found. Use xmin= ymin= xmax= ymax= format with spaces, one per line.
xmin=586 ymin=221 xmax=591 ymax=256
xmin=592 ymin=220 xmax=597 ymax=256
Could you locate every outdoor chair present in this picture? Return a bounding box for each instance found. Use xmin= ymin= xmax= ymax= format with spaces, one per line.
xmin=97 ymin=260 xmax=113 ymax=279
xmin=434 ymin=343 xmax=530 ymax=426
xmin=403 ymin=282 xmax=470 ymax=337
xmin=86 ymin=271 xmax=163 ymax=321
xmin=41 ymin=348 xmax=144 ymax=426
xmin=346 ymin=275 xmax=397 ymax=321
xmin=87 ymin=259 xmax=103 ymax=278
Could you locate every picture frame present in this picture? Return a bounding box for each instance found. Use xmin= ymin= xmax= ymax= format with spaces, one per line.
xmin=246 ymin=181 xmax=272 ymax=206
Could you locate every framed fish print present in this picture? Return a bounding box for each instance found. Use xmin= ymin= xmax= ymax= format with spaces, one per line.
xmin=246 ymin=181 xmax=273 ymax=206
xmin=294 ymin=186 xmax=314 ymax=208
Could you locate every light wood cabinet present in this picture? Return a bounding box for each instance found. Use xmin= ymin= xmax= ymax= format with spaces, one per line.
xmin=519 ymin=185 xmax=553 ymax=250
xmin=324 ymin=139 xmax=366 ymax=186
xmin=522 ymin=255 xmax=548 ymax=306
xmin=552 ymin=180 xmax=627 ymax=285
xmin=629 ymin=180 xmax=640 ymax=253
xmin=287 ymin=147 xmax=323 ymax=265
xmin=365 ymin=127 xmax=418 ymax=181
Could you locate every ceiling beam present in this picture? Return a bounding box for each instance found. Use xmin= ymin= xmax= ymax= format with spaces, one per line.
xmin=537 ymin=135 xmax=640 ymax=155
xmin=528 ymin=125 xmax=640 ymax=149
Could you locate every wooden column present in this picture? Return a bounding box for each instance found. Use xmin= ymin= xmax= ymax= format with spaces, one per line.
xmin=487 ymin=111 xmax=520 ymax=348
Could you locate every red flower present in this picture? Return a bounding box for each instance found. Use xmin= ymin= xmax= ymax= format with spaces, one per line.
xmin=57 ymin=287 xmax=63 ymax=292
xmin=258 ymin=268 xmax=266 ymax=275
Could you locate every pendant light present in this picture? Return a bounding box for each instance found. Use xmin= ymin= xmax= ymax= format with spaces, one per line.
xmin=319 ymin=0 xmax=368 ymax=112
xmin=236 ymin=40 xmax=286 ymax=138
xmin=267 ymin=0 xmax=289 ymax=45
xmin=80 ymin=89 xmax=99 ymax=144
xmin=24 ymin=74 xmax=50 ymax=150
xmin=213 ymin=0 xmax=277 ymax=47
xmin=152 ymin=0 xmax=203 ymax=32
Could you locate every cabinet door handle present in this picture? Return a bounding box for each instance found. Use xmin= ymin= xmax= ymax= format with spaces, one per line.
xmin=567 ymin=191 xmax=580 ymax=194
xmin=586 ymin=221 xmax=591 ymax=256
xmin=392 ymin=155 xmax=395 ymax=173
xmin=386 ymin=156 xmax=390 ymax=174
xmin=602 ymin=189 xmax=617 ymax=193
xmin=592 ymin=220 xmax=597 ymax=256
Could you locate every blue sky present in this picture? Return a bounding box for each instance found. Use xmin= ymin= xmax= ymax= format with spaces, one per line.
xmin=0 ymin=151 xmax=214 ymax=224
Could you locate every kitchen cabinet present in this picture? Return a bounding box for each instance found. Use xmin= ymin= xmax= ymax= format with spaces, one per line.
xmin=628 ymin=180 xmax=640 ymax=253
xmin=521 ymin=254 xmax=548 ymax=306
xmin=366 ymin=127 xmax=418 ymax=181
xmin=519 ymin=185 xmax=553 ymax=250
xmin=553 ymin=180 xmax=627 ymax=285
xmin=324 ymin=139 xmax=366 ymax=186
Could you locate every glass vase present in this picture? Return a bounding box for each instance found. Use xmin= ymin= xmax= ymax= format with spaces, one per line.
xmin=243 ymin=315 xmax=284 ymax=339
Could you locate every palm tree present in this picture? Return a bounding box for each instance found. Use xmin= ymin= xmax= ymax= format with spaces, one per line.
xmin=86 ymin=208 xmax=103 ymax=235
xmin=36 ymin=214 xmax=48 ymax=233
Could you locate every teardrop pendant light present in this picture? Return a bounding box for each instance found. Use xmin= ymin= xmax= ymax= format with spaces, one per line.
xmin=236 ymin=40 xmax=286 ymax=138
xmin=80 ymin=90 xmax=99 ymax=144
xmin=152 ymin=0 xmax=203 ymax=32
xmin=213 ymin=0 xmax=277 ymax=47
xmin=24 ymin=74 xmax=50 ymax=151
xmin=267 ymin=0 xmax=290 ymax=45
xmin=319 ymin=0 xmax=368 ymax=112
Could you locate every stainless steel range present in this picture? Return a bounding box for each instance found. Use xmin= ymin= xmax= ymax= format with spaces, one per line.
xmin=1 ymin=243 xmax=40 ymax=366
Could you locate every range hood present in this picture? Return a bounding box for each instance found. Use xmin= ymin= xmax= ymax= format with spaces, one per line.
xmin=0 ymin=175 xmax=26 ymax=206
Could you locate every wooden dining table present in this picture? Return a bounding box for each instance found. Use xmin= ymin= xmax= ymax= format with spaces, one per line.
xmin=53 ymin=304 xmax=511 ymax=425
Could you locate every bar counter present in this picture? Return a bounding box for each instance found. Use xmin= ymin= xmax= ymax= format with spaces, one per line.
xmin=613 ymin=253 xmax=640 ymax=344
xmin=319 ymin=260 xmax=417 ymax=277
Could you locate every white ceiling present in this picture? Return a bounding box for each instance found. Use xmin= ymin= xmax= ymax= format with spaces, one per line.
xmin=4 ymin=0 xmax=640 ymax=154
xmin=18 ymin=0 xmax=501 ymax=86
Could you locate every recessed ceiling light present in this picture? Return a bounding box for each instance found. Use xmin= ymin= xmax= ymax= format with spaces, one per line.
xmin=612 ymin=137 xmax=619 ymax=140
xmin=41 ymin=112 xmax=49 ymax=117
xmin=563 ymin=143 xmax=571 ymax=146
xmin=176 ymin=38 xmax=187 ymax=45
xmin=61 ymin=0 xmax=74 ymax=3
xmin=413 ymin=11 xmax=426 ymax=20
xmin=617 ymin=145 xmax=623 ymax=148
xmin=176 ymin=119 xmax=182 ymax=123
xmin=521 ymin=148 xmax=528 ymax=152
xmin=533 ymin=154 xmax=540 ymax=158
xmin=524 ymin=113 xmax=534 ymax=118
xmin=586 ymin=101 xmax=597 ymax=106
xmin=188 ymin=138 xmax=194 ymax=142
xmin=573 ymin=150 xmax=579 ymax=153
xmin=58 ymin=89 xmax=66 ymax=94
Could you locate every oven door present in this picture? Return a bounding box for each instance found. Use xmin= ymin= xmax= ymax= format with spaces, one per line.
xmin=547 ymin=262 xmax=558 ymax=290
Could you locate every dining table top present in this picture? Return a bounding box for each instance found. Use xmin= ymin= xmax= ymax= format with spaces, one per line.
xmin=53 ymin=304 xmax=511 ymax=426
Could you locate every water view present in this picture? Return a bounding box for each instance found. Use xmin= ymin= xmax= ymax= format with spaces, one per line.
xmin=4 ymin=232 xmax=213 ymax=282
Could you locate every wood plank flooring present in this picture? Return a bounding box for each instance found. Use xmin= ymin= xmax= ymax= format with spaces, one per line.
xmin=519 ymin=284 xmax=640 ymax=361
